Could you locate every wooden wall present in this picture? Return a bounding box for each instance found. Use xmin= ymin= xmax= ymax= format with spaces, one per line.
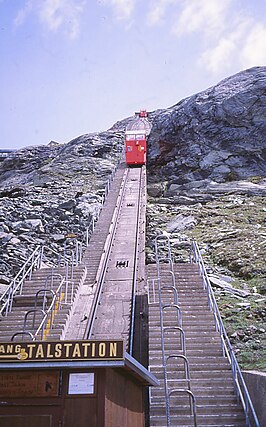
xmin=0 ymin=367 xmax=145 ymax=427
xmin=105 ymin=369 xmax=144 ymax=427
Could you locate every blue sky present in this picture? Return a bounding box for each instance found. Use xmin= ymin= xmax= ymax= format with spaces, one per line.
xmin=1 ymin=0 xmax=266 ymax=149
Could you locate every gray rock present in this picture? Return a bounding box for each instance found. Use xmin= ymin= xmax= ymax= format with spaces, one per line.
xmin=148 ymin=67 xmax=266 ymax=185
xmin=0 ymin=232 xmax=14 ymax=242
xmin=58 ymin=199 xmax=76 ymax=211
xmin=25 ymin=219 xmax=44 ymax=230
xmin=51 ymin=234 xmax=65 ymax=242
xmin=166 ymin=214 xmax=197 ymax=232
xmin=147 ymin=183 xmax=165 ymax=197
xmin=0 ymin=275 xmax=10 ymax=285
xmin=0 ymin=283 xmax=9 ymax=295
xmin=9 ymin=237 xmax=21 ymax=245
xmin=209 ymin=275 xmax=250 ymax=297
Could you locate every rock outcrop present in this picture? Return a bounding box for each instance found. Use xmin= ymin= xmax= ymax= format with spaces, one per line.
xmin=147 ymin=66 xmax=266 ymax=187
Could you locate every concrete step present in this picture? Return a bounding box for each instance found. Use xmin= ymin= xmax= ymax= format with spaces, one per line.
xmin=149 ymin=335 xmax=221 ymax=344
xmin=149 ymin=309 xmax=214 ymax=317
xmin=149 ymin=345 xmax=223 ymax=355
xmin=149 ymin=323 xmax=217 ymax=332
xmin=150 ymin=394 xmax=239 ymax=406
xmin=149 ymin=346 xmax=223 ymax=355
xmin=150 ymin=413 xmax=245 ymax=426
xmin=151 ymin=308 xmax=212 ymax=316
xmin=150 ymin=377 xmax=235 ymax=389
xmin=150 ymin=367 xmax=232 ymax=379
xmin=149 ymin=306 xmax=212 ymax=314
xmin=149 ymin=356 xmax=229 ymax=367
xmin=151 ymin=385 xmax=236 ymax=398
xmin=150 ymin=403 xmax=243 ymax=416
xmin=149 ymin=338 xmax=221 ymax=348
xmin=0 ymin=307 xmax=70 ymax=321
xmin=149 ymin=314 xmax=215 ymax=323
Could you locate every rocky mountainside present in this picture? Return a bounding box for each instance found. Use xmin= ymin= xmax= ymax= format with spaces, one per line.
xmin=0 ymin=66 xmax=265 ymax=370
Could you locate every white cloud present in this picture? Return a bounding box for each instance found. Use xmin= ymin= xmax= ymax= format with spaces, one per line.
xmin=14 ymin=0 xmax=34 ymax=27
xmin=14 ymin=0 xmax=86 ymax=39
xmin=172 ymin=0 xmax=232 ymax=37
xmin=147 ymin=0 xmax=178 ymax=26
xmin=241 ymin=23 xmax=266 ymax=67
xmin=200 ymin=39 xmax=236 ymax=75
xmin=102 ymin=0 xmax=136 ymax=21
xmin=199 ymin=18 xmax=251 ymax=74
xmin=200 ymin=18 xmax=266 ymax=74
xmin=160 ymin=0 xmax=266 ymax=76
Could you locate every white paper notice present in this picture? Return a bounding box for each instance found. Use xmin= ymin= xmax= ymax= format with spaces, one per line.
xmin=68 ymin=373 xmax=94 ymax=395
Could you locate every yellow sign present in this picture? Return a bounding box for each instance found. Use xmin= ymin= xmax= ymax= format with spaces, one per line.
xmin=0 ymin=340 xmax=124 ymax=363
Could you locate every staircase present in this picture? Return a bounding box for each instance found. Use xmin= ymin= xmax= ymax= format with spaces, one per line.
xmin=147 ymin=261 xmax=246 ymax=427
xmin=0 ymin=265 xmax=87 ymax=342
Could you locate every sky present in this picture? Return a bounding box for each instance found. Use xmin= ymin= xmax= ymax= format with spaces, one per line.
xmin=0 ymin=0 xmax=266 ymax=150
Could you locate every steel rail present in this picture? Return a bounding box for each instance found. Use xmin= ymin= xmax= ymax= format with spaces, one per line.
xmin=84 ymin=168 xmax=130 ymax=339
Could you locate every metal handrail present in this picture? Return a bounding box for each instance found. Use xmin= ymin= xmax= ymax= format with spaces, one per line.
xmin=166 ymin=355 xmax=191 ymax=388
xmin=191 ymin=240 xmax=260 ymax=427
xmin=163 ymin=326 xmax=186 ymax=355
xmin=34 ymin=289 xmax=56 ymax=311
xmin=11 ymin=276 xmax=66 ymax=341
xmin=163 ymin=304 xmax=182 ymax=328
xmin=23 ymin=309 xmax=47 ymax=338
xmin=161 ymin=284 xmax=179 ymax=305
xmin=147 ymin=280 xmax=179 ymax=306
xmin=147 ymin=278 xmax=160 ymax=305
xmin=11 ymin=331 xmax=34 ymax=342
xmin=34 ymin=277 xmax=66 ymax=339
xmin=169 ymin=389 xmax=197 ymax=427
xmin=44 ymin=273 xmax=63 ymax=290
xmin=0 ymin=246 xmax=42 ymax=316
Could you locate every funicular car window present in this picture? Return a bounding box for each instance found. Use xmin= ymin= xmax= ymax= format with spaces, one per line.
xmin=136 ymin=134 xmax=145 ymax=140
xmin=126 ymin=134 xmax=135 ymax=140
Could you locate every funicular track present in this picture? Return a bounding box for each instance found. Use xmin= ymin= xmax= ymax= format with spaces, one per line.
xmin=64 ymin=163 xmax=147 ymax=351
xmin=85 ymin=164 xmax=146 ymax=348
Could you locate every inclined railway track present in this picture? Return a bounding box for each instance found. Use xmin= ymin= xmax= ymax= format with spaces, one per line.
xmin=87 ymin=166 xmax=146 ymax=349
xmin=64 ymin=164 xmax=147 ymax=353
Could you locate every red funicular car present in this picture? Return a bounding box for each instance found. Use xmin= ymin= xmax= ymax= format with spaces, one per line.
xmin=125 ymin=130 xmax=147 ymax=166
xmin=125 ymin=110 xmax=151 ymax=166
